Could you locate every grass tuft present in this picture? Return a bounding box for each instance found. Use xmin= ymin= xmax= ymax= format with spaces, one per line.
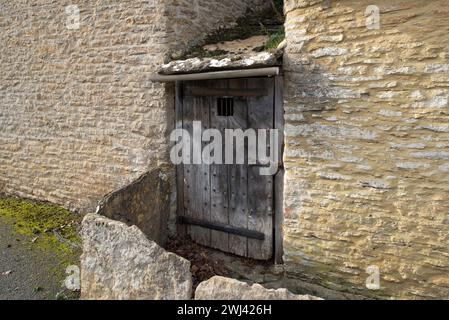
xmin=265 ymin=28 xmax=285 ymax=50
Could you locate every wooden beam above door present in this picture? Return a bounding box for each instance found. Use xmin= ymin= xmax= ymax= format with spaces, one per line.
xmin=184 ymin=86 xmax=269 ymax=97
xmin=149 ymin=67 xmax=280 ymax=82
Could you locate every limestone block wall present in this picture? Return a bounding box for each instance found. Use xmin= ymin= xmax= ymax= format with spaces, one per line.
xmin=283 ymin=0 xmax=449 ymax=299
xmin=0 ymin=0 xmax=171 ymax=212
xmin=0 ymin=0 xmax=264 ymax=213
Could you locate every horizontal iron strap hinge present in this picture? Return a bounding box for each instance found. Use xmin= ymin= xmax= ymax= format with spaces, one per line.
xmin=178 ymin=216 xmax=265 ymax=241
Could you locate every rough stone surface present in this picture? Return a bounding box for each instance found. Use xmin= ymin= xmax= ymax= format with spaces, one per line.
xmin=195 ymin=276 xmax=322 ymax=300
xmin=163 ymin=0 xmax=270 ymax=53
xmin=0 ymin=0 xmax=265 ymax=213
xmin=203 ymin=35 xmax=269 ymax=55
xmin=158 ymin=50 xmax=283 ymax=75
xmin=81 ymin=214 xmax=192 ymax=300
xmin=283 ymin=0 xmax=449 ymax=299
xmin=96 ymin=167 xmax=171 ymax=246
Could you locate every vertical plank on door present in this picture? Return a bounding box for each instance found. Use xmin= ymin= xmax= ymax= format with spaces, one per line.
xmin=175 ymin=81 xmax=186 ymax=237
xmin=183 ymin=82 xmax=211 ymax=247
xmin=274 ymin=75 xmax=284 ymax=264
xmin=247 ymin=78 xmax=274 ymax=260
xmin=198 ymin=94 xmax=212 ymax=246
xmin=182 ymin=93 xmax=194 ymax=242
xmin=209 ymin=79 xmax=229 ymax=252
xmin=227 ymin=78 xmax=248 ymax=257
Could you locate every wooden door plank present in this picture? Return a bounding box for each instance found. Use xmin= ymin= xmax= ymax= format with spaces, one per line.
xmin=192 ymin=93 xmax=211 ymax=247
xmin=182 ymin=93 xmax=195 ymax=242
xmin=183 ymin=82 xmax=211 ymax=247
xmin=274 ymin=75 xmax=284 ymax=264
xmin=247 ymin=78 xmax=275 ymax=260
xmin=227 ymin=78 xmax=249 ymax=257
xmin=175 ymin=81 xmax=186 ymax=237
xmin=247 ymin=167 xmax=273 ymax=260
xmin=210 ymin=79 xmax=230 ymax=253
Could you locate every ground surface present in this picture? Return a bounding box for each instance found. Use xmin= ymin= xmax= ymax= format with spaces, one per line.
xmin=0 ymin=196 xmax=82 ymax=300
xmin=167 ymin=237 xmax=278 ymax=293
xmin=167 ymin=237 xmax=351 ymax=300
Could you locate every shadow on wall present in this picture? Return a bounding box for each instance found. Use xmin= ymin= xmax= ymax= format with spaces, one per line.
xmin=96 ymin=166 xmax=172 ymax=247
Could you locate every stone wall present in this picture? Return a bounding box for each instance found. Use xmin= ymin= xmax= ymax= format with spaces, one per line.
xmin=283 ymin=0 xmax=449 ymax=299
xmin=0 ymin=0 xmax=171 ymax=212
xmin=96 ymin=167 xmax=171 ymax=246
xmin=0 ymin=0 xmax=265 ymax=213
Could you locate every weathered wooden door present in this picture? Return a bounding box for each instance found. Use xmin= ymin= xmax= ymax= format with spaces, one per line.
xmin=177 ymin=78 xmax=277 ymax=260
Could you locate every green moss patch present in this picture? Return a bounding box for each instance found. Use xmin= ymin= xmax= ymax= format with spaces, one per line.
xmin=0 ymin=196 xmax=82 ymax=265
